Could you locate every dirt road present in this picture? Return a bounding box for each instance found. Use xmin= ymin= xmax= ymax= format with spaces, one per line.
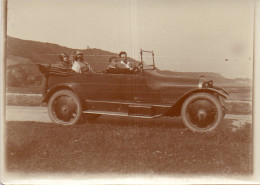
xmin=6 ymin=106 xmax=51 ymax=123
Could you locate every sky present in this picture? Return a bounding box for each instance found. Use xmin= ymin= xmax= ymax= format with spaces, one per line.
xmin=7 ymin=0 xmax=254 ymax=78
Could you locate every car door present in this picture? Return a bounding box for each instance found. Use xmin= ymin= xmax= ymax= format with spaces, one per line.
xmin=79 ymin=72 xmax=136 ymax=102
xmin=117 ymin=73 xmax=136 ymax=102
xmin=134 ymin=72 xmax=163 ymax=104
xmin=78 ymin=73 xmax=122 ymax=101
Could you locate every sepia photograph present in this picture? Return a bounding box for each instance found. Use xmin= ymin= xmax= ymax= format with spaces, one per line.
xmin=1 ymin=0 xmax=259 ymax=184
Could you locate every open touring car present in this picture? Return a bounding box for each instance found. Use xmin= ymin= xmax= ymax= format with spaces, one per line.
xmin=38 ymin=50 xmax=228 ymax=133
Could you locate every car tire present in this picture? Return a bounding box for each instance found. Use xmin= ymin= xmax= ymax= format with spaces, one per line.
xmin=48 ymin=90 xmax=82 ymax=125
xmin=181 ymin=92 xmax=224 ymax=133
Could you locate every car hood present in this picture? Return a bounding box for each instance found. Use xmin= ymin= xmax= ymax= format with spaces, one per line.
xmin=142 ymin=70 xmax=199 ymax=89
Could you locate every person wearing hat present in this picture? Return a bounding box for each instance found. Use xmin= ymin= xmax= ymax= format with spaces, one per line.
xmin=59 ymin=52 xmax=72 ymax=68
xmin=47 ymin=52 xmax=72 ymax=71
xmin=72 ymin=51 xmax=94 ymax=73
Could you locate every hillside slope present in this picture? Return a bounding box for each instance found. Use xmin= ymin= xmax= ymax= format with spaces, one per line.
xmin=6 ymin=36 xmax=138 ymax=71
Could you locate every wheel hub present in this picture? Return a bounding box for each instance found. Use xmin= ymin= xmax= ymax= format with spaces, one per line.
xmin=61 ymin=106 xmax=68 ymax=113
xmin=198 ymin=109 xmax=206 ymax=120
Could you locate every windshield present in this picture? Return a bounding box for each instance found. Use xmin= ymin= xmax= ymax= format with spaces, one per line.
xmin=141 ymin=50 xmax=155 ymax=70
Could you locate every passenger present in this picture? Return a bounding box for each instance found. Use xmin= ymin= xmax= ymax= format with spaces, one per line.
xmin=47 ymin=52 xmax=73 ymax=73
xmin=59 ymin=52 xmax=72 ymax=68
xmin=104 ymin=56 xmax=120 ymax=73
xmin=40 ymin=52 xmax=73 ymax=97
xmin=72 ymin=51 xmax=94 ymax=73
xmin=107 ymin=56 xmax=118 ymax=69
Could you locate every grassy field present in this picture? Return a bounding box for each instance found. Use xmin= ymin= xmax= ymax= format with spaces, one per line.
xmin=5 ymin=116 xmax=252 ymax=175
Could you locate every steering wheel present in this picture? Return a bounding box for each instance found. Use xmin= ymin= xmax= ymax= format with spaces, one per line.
xmin=132 ymin=66 xmax=141 ymax=74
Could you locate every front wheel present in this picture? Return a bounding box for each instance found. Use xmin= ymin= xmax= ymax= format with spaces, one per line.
xmin=181 ymin=93 xmax=224 ymax=133
xmin=48 ymin=90 xmax=82 ymax=125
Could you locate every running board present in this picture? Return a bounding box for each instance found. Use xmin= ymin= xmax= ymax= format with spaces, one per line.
xmin=83 ymin=110 xmax=162 ymax=118
xmin=85 ymin=99 xmax=171 ymax=107
xmin=84 ymin=99 xmax=171 ymax=117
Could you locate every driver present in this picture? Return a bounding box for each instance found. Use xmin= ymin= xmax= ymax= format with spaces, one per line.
xmin=119 ymin=51 xmax=134 ymax=70
xmin=118 ymin=51 xmax=142 ymax=73
xmin=118 ymin=51 xmax=133 ymax=70
xmin=72 ymin=51 xmax=94 ymax=73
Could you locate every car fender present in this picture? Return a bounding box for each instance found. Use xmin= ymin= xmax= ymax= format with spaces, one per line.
xmin=42 ymin=83 xmax=83 ymax=103
xmin=164 ymin=88 xmax=228 ymax=117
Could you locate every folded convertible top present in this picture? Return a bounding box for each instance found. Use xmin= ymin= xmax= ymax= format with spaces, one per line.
xmin=37 ymin=64 xmax=76 ymax=76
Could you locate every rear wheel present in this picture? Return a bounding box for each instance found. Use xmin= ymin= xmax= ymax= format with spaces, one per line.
xmin=48 ymin=90 xmax=82 ymax=125
xmin=181 ymin=93 xmax=224 ymax=133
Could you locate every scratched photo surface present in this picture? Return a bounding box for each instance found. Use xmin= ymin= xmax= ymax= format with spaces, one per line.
xmin=2 ymin=0 xmax=254 ymax=183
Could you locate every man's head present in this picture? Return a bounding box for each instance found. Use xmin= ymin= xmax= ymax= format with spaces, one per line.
xmin=119 ymin=51 xmax=127 ymax=63
xmin=59 ymin=52 xmax=69 ymax=63
xmin=74 ymin=51 xmax=84 ymax=62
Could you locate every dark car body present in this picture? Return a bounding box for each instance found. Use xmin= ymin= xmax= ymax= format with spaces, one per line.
xmin=43 ymin=70 xmax=226 ymax=116
xmin=40 ymin=50 xmax=228 ymax=132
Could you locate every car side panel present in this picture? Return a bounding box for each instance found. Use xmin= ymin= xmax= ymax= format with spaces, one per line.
xmin=47 ymin=73 xmax=120 ymax=101
xmin=47 ymin=73 xmax=138 ymax=102
xmin=134 ymin=72 xmax=198 ymax=104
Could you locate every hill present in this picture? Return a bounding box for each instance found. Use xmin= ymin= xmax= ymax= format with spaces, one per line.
xmin=6 ymin=36 xmax=138 ymax=71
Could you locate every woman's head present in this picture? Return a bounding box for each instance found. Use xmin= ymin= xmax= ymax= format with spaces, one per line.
xmin=74 ymin=51 xmax=84 ymax=62
xmin=59 ymin=52 xmax=69 ymax=62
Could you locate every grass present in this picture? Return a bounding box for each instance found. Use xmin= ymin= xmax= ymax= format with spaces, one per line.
xmin=225 ymin=101 xmax=252 ymax=115
xmin=5 ymin=117 xmax=252 ymax=175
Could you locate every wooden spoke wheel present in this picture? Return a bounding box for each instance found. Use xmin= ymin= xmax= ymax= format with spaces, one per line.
xmin=181 ymin=93 xmax=224 ymax=132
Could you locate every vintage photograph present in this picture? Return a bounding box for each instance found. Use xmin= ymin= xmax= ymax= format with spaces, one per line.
xmin=1 ymin=0 xmax=257 ymax=183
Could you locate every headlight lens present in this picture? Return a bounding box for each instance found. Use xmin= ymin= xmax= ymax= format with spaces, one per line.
xmin=198 ymin=76 xmax=206 ymax=88
xmin=202 ymin=80 xmax=214 ymax=88
xmin=203 ymin=80 xmax=213 ymax=88
xmin=198 ymin=76 xmax=213 ymax=88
